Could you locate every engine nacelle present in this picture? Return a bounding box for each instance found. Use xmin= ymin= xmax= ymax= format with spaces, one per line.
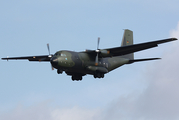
xmin=100 ymin=49 xmax=110 ymax=57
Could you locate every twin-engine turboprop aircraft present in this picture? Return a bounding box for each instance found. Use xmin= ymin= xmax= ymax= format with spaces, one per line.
xmin=2 ymin=30 xmax=178 ymax=81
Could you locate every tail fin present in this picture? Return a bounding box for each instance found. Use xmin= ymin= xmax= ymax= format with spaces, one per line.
xmin=121 ymin=29 xmax=134 ymax=60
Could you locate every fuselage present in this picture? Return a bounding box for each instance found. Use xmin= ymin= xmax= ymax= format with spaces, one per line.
xmin=50 ymin=50 xmax=130 ymax=76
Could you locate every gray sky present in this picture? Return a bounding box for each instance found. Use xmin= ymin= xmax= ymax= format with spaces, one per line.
xmin=0 ymin=0 xmax=179 ymax=120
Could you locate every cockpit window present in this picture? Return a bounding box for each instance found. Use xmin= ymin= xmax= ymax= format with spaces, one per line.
xmin=54 ymin=52 xmax=66 ymax=56
xmin=54 ymin=52 xmax=61 ymax=56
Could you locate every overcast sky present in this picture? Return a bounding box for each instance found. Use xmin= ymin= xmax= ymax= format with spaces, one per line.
xmin=0 ymin=0 xmax=179 ymax=120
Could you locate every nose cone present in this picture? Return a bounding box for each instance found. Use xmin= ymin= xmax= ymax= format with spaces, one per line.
xmin=50 ymin=57 xmax=58 ymax=67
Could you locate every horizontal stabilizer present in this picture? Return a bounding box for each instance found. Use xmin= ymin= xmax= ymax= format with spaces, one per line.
xmin=127 ymin=58 xmax=161 ymax=64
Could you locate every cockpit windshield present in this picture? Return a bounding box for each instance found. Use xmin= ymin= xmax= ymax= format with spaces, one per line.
xmin=54 ymin=52 xmax=66 ymax=57
xmin=54 ymin=52 xmax=61 ymax=56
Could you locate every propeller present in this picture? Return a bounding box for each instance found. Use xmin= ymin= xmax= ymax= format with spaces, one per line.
xmin=47 ymin=43 xmax=54 ymax=70
xmin=95 ymin=37 xmax=100 ymax=66
xmin=47 ymin=43 xmax=52 ymax=58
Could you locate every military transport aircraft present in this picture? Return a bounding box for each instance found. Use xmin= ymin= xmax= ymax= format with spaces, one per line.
xmin=2 ymin=30 xmax=178 ymax=81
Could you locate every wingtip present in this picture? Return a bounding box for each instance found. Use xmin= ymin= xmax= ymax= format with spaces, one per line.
xmin=1 ymin=56 xmax=9 ymax=60
xmin=1 ymin=58 xmax=9 ymax=61
xmin=172 ymin=38 xmax=178 ymax=40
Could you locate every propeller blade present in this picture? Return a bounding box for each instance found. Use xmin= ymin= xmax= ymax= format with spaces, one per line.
xmin=97 ymin=37 xmax=100 ymax=50
xmin=95 ymin=37 xmax=100 ymax=66
xmin=47 ymin=43 xmax=50 ymax=55
xmin=47 ymin=43 xmax=52 ymax=58
xmin=47 ymin=43 xmax=54 ymax=70
xmin=51 ymin=64 xmax=54 ymax=70
xmin=95 ymin=53 xmax=99 ymax=66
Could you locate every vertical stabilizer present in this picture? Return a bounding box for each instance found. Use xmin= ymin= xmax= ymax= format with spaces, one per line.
xmin=121 ymin=29 xmax=134 ymax=60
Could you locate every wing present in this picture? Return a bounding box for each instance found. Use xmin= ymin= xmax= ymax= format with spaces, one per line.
xmin=1 ymin=55 xmax=52 ymax=62
xmin=84 ymin=38 xmax=177 ymax=57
